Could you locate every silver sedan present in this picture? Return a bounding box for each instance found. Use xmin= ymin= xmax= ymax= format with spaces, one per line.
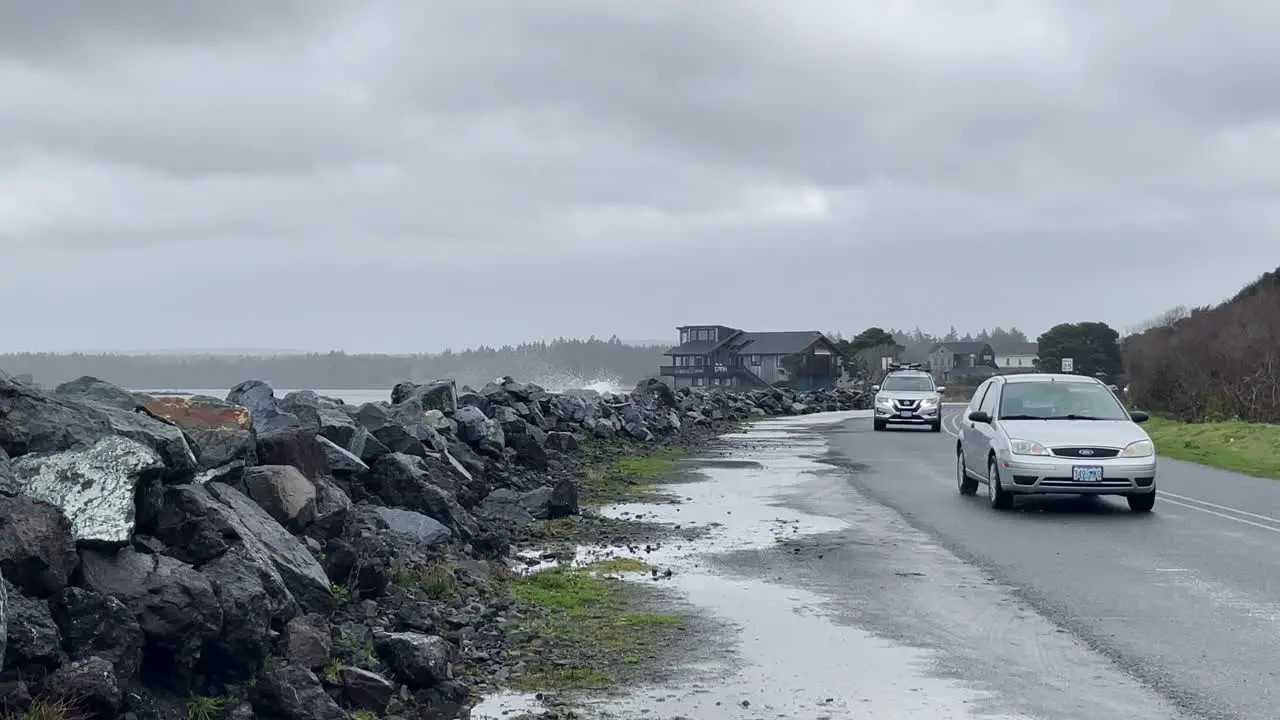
xmin=955 ymin=373 xmax=1157 ymax=512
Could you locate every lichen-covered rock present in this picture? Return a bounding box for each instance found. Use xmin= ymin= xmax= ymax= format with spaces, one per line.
xmin=50 ymin=587 xmax=144 ymax=683
xmin=2 ymin=580 xmax=63 ymax=675
xmin=8 ymin=436 xmax=165 ymax=545
xmin=391 ymin=379 xmax=458 ymax=414
xmin=374 ymin=631 xmax=453 ymax=688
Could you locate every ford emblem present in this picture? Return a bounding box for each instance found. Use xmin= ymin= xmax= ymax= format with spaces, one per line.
xmin=1078 ymin=448 xmax=1094 ymax=456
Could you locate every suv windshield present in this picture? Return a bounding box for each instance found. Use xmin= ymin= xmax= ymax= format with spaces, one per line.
xmin=999 ymin=381 xmax=1129 ymax=420
xmin=881 ymin=375 xmax=934 ymax=392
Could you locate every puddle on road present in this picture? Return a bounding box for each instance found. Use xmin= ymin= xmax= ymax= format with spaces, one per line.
xmin=476 ymin=411 xmax=1027 ymax=720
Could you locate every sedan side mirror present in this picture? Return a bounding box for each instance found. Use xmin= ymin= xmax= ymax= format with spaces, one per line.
xmin=871 ymin=385 xmax=880 ymax=392
xmin=1129 ymin=410 xmax=1149 ymax=423
xmin=935 ymin=386 xmax=946 ymax=394
xmin=967 ymin=410 xmax=992 ymax=423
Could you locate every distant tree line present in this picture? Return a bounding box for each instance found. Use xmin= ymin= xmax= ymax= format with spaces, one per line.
xmin=1124 ymin=267 xmax=1280 ymax=422
xmin=0 ymin=337 xmax=669 ymax=391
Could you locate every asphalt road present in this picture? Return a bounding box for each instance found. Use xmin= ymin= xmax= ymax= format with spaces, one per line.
xmin=817 ymin=405 xmax=1280 ymax=719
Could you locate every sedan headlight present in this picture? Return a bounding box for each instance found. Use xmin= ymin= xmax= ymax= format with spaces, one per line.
xmin=1120 ymin=439 xmax=1154 ymax=458
xmin=1009 ymin=439 xmax=1050 ymax=456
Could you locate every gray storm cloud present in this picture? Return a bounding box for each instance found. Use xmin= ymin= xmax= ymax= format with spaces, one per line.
xmin=0 ymin=0 xmax=1275 ymax=352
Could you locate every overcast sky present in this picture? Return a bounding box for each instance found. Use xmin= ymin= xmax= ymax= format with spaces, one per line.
xmin=1 ymin=1 xmax=1276 ymax=353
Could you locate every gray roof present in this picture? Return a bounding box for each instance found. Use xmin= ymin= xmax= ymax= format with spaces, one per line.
xmin=994 ymin=341 xmax=1038 ymax=355
xmin=664 ymin=340 xmax=722 ymax=356
xmin=737 ymin=331 xmax=828 ymax=356
xmin=930 ymin=341 xmax=993 ymax=355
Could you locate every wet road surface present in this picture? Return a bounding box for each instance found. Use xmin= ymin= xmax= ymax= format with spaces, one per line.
xmin=478 ymin=411 xmax=1194 ymax=720
xmin=822 ymin=405 xmax=1280 ymax=719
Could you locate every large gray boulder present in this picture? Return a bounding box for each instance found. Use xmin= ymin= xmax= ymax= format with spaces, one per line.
xmin=0 ymin=372 xmax=111 ymax=457
xmin=227 ymin=380 xmax=300 ymax=435
xmin=8 ymin=436 xmax=165 ymax=545
xmin=54 ymin=377 xmax=198 ymax=479
xmin=390 ymin=379 xmax=457 ymax=414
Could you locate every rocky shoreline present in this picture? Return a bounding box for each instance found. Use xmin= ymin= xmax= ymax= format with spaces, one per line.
xmin=0 ymin=371 xmax=867 ymax=719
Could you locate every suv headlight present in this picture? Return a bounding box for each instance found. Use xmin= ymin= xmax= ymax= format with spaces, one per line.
xmin=1009 ymin=439 xmax=1050 ymax=456
xmin=920 ymin=396 xmax=939 ymax=406
xmin=875 ymin=396 xmax=893 ymax=407
xmin=1120 ymin=440 xmax=1154 ymax=458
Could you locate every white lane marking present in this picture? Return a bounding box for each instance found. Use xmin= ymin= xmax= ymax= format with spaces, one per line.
xmin=1159 ymin=490 xmax=1280 ymax=526
xmin=1160 ymin=496 xmax=1280 ymax=535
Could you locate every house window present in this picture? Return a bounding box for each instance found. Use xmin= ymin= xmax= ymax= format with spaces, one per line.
xmin=675 ymin=355 xmax=691 ymax=367
xmin=680 ymin=330 xmax=689 ymax=344
xmin=694 ymin=356 xmax=705 ymax=366
xmin=750 ymin=354 xmax=761 ymax=366
xmin=692 ymin=377 xmax=705 ymax=387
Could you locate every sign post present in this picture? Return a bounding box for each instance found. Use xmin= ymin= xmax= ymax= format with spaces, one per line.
xmin=1061 ymin=357 xmax=1074 ymax=373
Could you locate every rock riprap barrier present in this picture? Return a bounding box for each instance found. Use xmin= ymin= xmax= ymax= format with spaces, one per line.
xmin=0 ymin=372 xmax=866 ymax=718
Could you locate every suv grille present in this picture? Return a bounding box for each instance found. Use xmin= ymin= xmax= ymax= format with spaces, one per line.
xmin=894 ymin=399 xmax=919 ymax=409
xmin=1050 ymin=447 xmax=1120 ymax=459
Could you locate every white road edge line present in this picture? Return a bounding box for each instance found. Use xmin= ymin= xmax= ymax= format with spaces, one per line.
xmin=1159 ymin=496 xmax=1280 ymax=534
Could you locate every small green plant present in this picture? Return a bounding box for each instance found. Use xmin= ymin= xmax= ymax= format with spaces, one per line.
xmin=186 ymin=696 xmax=227 ymax=720
xmin=321 ymin=660 xmax=344 ymax=682
xmin=389 ymin=561 xmax=457 ymax=599
xmin=350 ymin=711 xmax=379 ymax=720
xmin=330 ymin=583 xmax=352 ymax=603
xmin=258 ymin=655 xmax=283 ymax=676
xmin=336 ymin=628 xmax=377 ymax=666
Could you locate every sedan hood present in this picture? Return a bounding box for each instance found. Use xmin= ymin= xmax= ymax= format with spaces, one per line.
xmin=999 ymin=419 xmax=1149 ymax=448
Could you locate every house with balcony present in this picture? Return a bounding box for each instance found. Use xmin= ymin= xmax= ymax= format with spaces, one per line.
xmin=659 ymin=325 xmax=843 ymax=390
xmin=926 ymin=341 xmax=999 ymax=384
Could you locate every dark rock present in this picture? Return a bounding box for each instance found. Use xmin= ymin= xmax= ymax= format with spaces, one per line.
xmin=50 ymin=587 xmax=144 ymax=682
xmin=546 ymin=431 xmax=579 ymax=453
xmin=307 ymin=478 xmax=353 ymax=542
xmin=391 ymin=379 xmax=458 ymax=414
xmin=365 ymin=454 xmax=479 ymax=540
xmin=205 ymin=482 xmax=334 ymax=615
xmin=55 ymin=378 xmax=198 ymax=479
xmin=317 ymin=435 xmax=368 ymax=476
xmin=453 ymin=406 xmax=505 ymax=455
xmin=0 ymin=373 xmax=111 ymax=458
xmin=199 ymin=543 xmax=289 ymax=681
xmin=374 ymin=631 xmax=453 ymax=688
xmin=142 ymin=394 xmax=257 ymax=471
xmin=7 ymin=436 xmax=166 ymax=545
xmin=279 ymin=390 xmax=366 ymax=454
xmin=78 ymin=547 xmax=222 ymax=684
xmin=227 ymin=380 xmax=300 ymax=435
xmin=634 ymin=377 xmax=678 ymax=409
xmin=3 ymin=582 xmax=63 ymax=675
xmin=0 ymin=447 xmax=11 ymax=495
xmin=237 ymin=465 xmax=317 ymax=532
xmin=251 ymin=664 xmax=348 ymax=720
xmin=547 ymin=477 xmax=580 ymax=518
xmin=256 ymin=428 xmax=332 ymax=483
xmin=283 ymin=613 xmax=332 ymax=670
xmin=477 ymin=490 xmax=534 ymax=524
xmin=446 ymin=439 xmax=486 ymax=479
xmin=0 ymin=495 xmax=79 ymax=597
xmin=354 ymin=403 xmax=427 ymax=458
xmin=375 ymin=507 xmax=451 ymax=546
xmin=337 ymin=665 xmax=396 ymax=712
xmin=49 ymin=655 xmax=121 ymax=715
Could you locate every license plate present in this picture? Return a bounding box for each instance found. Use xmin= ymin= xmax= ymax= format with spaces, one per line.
xmin=899 ymin=410 xmax=913 ymax=418
xmin=1072 ymin=466 xmax=1104 ymax=482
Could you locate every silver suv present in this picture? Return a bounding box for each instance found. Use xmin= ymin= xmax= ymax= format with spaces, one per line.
xmin=872 ymin=365 xmax=944 ymax=432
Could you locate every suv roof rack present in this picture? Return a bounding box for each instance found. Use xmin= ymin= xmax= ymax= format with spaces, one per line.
xmin=886 ymin=362 xmax=925 ymax=371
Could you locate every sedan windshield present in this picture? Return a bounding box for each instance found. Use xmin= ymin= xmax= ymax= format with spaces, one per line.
xmin=881 ymin=375 xmax=934 ymax=392
xmin=998 ymin=381 xmax=1129 ymax=421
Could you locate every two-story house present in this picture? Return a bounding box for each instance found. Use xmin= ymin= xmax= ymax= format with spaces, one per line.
xmin=926 ymin=341 xmax=999 ymax=384
xmin=993 ymin=342 xmax=1039 ymax=373
xmin=659 ymin=325 xmax=843 ymax=390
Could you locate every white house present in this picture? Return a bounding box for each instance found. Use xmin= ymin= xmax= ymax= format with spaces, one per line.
xmin=994 ymin=342 xmax=1039 ymax=371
